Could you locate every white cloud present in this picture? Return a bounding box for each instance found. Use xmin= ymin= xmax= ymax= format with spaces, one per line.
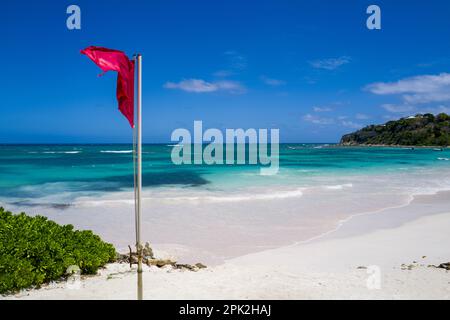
xmin=303 ymin=114 xmax=334 ymax=125
xmin=313 ymin=106 xmax=332 ymax=112
xmin=381 ymin=104 xmax=415 ymax=113
xmin=367 ymin=73 xmax=450 ymax=115
xmin=303 ymin=113 xmax=364 ymax=129
xmin=224 ymin=50 xmax=247 ymax=70
xmin=260 ymin=76 xmax=286 ymax=86
xmin=164 ymin=79 xmax=245 ymax=94
xmin=309 ymin=56 xmax=351 ymax=70
xmin=366 ymin=73 xmax=450 ymax=104
xmin=403 ymin=92 xmax=450 ymax=104
xmin=341 ymin=120 xmax=363 ymax=129
xmin=418 ymin=105 xmax=450 ymax=114
xmin=355 ymin=113 xmax=370 ymax=120
xmin=164 ymin=79 xmax=216 ymax=93
xmin=214 ymin=80 xmax=246 ymax=93
xmin=381 ymin=104 xmax=450 ymax=116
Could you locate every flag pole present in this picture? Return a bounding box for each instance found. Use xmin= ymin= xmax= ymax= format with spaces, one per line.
xmin=136 ymin=53 xmax=143 ymax=300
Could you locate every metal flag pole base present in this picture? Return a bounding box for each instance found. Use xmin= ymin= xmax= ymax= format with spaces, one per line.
xmin=135 ymin=54 xmax=143 ymax=300
xmin=137 ymin=243 xmax=143 ymax=300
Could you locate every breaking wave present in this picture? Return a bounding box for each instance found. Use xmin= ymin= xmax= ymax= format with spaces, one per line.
xmin=100 ymin=150 xmax=133 ymax=154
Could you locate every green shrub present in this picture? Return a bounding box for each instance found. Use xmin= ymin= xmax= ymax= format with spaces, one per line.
xmin=341 ymin=113 xmax=450 ymax=146
xmin=0 ymin=207 xmax=116 ymax=294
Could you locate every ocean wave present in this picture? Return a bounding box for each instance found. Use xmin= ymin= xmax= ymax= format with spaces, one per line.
xmin=42 ymin=151 xmax=81 ymax=154
xmin=100 ymin=150 xmax=133 ymax=154
xmin=74 ymin=188 xmax=305 ymax=207
xmin=192 ymin=189 xmax=304 ymax=202
xmin=324 ymin=183 xmax=353 ymax=190
xmin=438 ymin=157 xmax=450 ymax=161
xmin=75 ymin=199 xmax=135 ymax=207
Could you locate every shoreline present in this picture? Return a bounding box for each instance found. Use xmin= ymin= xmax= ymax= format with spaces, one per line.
xmin=2 ymin=176 xmax=450 ymax=266
xmin=4 ymin=188 xmax=450 ymax=299
xmin=291 ymin=189 xmax=450 ymax=247
xmin=338 ymin=144 xmax=448 ymax=148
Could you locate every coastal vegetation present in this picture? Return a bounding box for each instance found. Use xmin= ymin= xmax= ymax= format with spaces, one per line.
xmin=0 ymin=207 xmax=116 ymax=294
xmin=340 ymin=113 xmax=450 ymax=146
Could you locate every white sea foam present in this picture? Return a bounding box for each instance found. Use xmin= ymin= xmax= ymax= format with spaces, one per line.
xmin=9 ymin=165 xmax=450 ymax=264
xmin=175 ymin=189 xmax=304 ymax=203
xmin=324 ymin=183 xmax=353 ymax=190
xmin=74 ymin=187 xmax=305 ymax=207
xmin=75 ymin=198 xmax=135 ymax=207
xmin=100 ymin=150 xmax=133 ymax=154
xmin=438 ymin=157 xmax=450 ymax=161
xmin=42 ymin=151 xmax=81 ymax=154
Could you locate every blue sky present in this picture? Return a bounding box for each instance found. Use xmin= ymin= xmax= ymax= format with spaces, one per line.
xmin=2 ymin=0 xmax=450 ymax=143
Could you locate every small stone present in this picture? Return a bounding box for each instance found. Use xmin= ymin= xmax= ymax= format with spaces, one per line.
xmin=195 ymin=263 xmax=207 ymax=269
xmin=437 ymin=262 xmax=450 ymax=270
xmin=147 ymin=259 xmax=176 ymax=268
xmin=175 ymin=264 xmax=196 ymax=271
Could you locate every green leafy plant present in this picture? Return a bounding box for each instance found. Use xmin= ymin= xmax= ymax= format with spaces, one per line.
xmin=341 ymin=113 xmax=450 ymax=146
xmin=0 ymin=207 xmax=116 ymax=294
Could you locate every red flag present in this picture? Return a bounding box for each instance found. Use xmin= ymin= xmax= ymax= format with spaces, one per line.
xmin=81 ymin=46 xmax=135 ymax=128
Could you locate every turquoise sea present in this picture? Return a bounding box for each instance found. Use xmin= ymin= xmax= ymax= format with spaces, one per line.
xmin=1 ymin=143 xmax=450 ymax=207
xmin=2 ymin=143 xmax=450 ymax=261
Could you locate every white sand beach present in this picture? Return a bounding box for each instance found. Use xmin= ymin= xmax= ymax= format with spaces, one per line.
xmin=3 ymin=0 xmax=450 ymax=302
xmin=5 ymin=191 xmax=450 ymax=300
